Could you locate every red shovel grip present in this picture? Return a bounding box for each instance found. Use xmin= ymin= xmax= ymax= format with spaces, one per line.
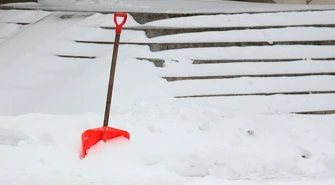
xmin=114 ymin=12 xmax=127 ymax=34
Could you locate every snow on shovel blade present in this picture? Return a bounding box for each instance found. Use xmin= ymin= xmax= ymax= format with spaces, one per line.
xmin=81 ymin=126 xmax=130 ymax=157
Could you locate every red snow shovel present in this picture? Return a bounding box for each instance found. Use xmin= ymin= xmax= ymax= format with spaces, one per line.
xmin=80 ymin=12 xmax=130 ymax=158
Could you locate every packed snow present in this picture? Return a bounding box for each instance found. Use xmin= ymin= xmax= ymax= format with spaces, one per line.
xmin=1 ymin=108 xmax=335 ymax=184
xmin=0 ymin=3 xmax=335 ymax=185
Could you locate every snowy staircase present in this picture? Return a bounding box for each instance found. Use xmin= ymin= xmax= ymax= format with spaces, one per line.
xmin=74 ymin=10 xmax=335 ymax=115
xmin=1 ymin=8 xmax=335 ymax=115
xmin=0 ymin=10 xmax=50 ymax=43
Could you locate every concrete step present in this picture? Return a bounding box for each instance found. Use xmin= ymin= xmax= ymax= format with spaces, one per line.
xmin=136 ymin=57 xmax=335 ymax=66
xmin=3 ymin=22 xmax=29 ymax=25
xmin=162 ymin=72 xmax=335 ymax=82
xmin=192 ymin=57 xmax=335 ymax=64
xmin=101 ymin=24 xmax=335 ymax=38
xmin=74 ymin=40 xmax=335 ymax=52
xmin=294 ymin=110 xmax=335 ymax=115
xmin=174 ymin=90 xmax=335 ymax=98
xmin=128 ymin=10 xmax=335 ymax=24
xmin=56 ymin=55 xmax=96 ymax=59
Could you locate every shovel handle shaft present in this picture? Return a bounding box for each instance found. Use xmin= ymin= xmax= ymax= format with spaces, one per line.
xmin=114 ymin=12 xmax=127 ymax=34
xmin=103 ymin=34 xmax=120 ymax=127
xmin=103 ymin=12 xmax=127 ymax=127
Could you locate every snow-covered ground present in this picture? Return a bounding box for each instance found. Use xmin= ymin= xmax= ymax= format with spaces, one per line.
xmin=1 ymin=108 xmax=335 ymax=185
xmin=0 ymin=2 xmax=335 ymax=185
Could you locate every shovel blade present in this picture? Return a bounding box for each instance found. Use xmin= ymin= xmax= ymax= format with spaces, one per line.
xmin=81 ymin=126 xmax=130 ymax=157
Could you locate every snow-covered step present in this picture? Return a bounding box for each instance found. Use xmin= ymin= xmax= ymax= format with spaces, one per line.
xmin=163 ymin=72 xmax=335 ymax=81
xmin=0 ymin=23 xmax=24 ymax=36
xmin=176 ymin=94 xmax=335 ymax=114
xmin=0 ymin=9 xmax=51 ymax=24
xmin=0 ymin=10 xmax=51 ymax=44
xmin=138 ymin=57 xmax=335 ymax=66
xmin=144 ymin=45 xmax=335 ymax=60
xmin=101 ymin=24 xmax=335 ymax=38
xmin=0 ymin=23 xmax=25 ymax=43
xmin=43 ymin=43 xmax=335 ymax=62
xmin=160 ymin=60 xmax=335 ymax=77
xmin=63 ymin=10 xmax=335 ymax=29
xmin=165 ymin=76 xmax=335 ymax=97
xmin=73 ymin=27 xmax=335 ymax=43
xmin=175 ymin=90 xmax=335 ymax=98
xmin=134 ymin=9 xmax=335 ymax=24
xmin=0 ymin=11 xmax=89 ymax=69
xmin=138 ymin=57 xmax=335 ymax=67
xmin=85 ymin=10 xmax=335 ymax=26
xmin=75 ymin=40 xmax=335 ymax=52
xmin=192 ymin=57 xmax=335 ymax=64
xmin=146 ymin=27 xmax=335 ymax=44
xmin=70 ymin=27 xmax=335 ymax=52
xmin=144 ymin=10 xmax=335 ymax=28
xmin=2 ymin=3 xmax=335 ymax=23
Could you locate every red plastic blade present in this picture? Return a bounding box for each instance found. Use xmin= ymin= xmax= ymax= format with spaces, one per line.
xmin=81 ymin=126 xmax=130 ymax=157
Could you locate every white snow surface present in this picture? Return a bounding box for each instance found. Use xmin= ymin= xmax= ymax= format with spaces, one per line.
xmin=0 ymin=7 xmax=335 ymax=185
xmin=63 ymin=27 xmax=335 ymax=43
xmin=1 ymin=0 xmax=335 ymax=13
xmin=1 ymin=110 xmax=335 ymax=184
xmin=0 ymin=9 xmax=51 ymax=23
xmin=144 ymin=10 xmax=335 ymax=28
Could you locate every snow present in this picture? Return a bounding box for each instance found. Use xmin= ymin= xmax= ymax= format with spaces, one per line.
xmin=38 ymin=0 xmax=122 ymax=5
xmin=55 ymin=26 xmax=335 ymax=43
xmin=176 ymin=94 xmax=335 ymax=113
xmin=74 ymin=10 xmax=335 ymax=28
xmin=0 ymin=12 xmax=89 ymax=69
xmin=2 ymin=0 xmax=335 ymax=13
xmin=145 ymin=10 xmax=335 ymax=27
xmin=167 ymin=76 xmax=335 ymax=96
xmin=1 ymin=109 xmax=335 ymax=184
xmin=160 ymin=60 xmax=335 ymax=77
xmin=144 ymin=45 xmax=335 ymax=60
xmin=146 ymin=27 xmax=335 ymax=43
xmin=0 ymin=5 xmax=335 ymax=185
xmin=0 ymin=10 xmax=51 ymax=44
xmin=0 ymin=23 xmax=23 ymax=43
xmin=0 ymin=9 xmax=51 ymax=23
xmin=0 ymin=127 xmax=29 ymax=146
